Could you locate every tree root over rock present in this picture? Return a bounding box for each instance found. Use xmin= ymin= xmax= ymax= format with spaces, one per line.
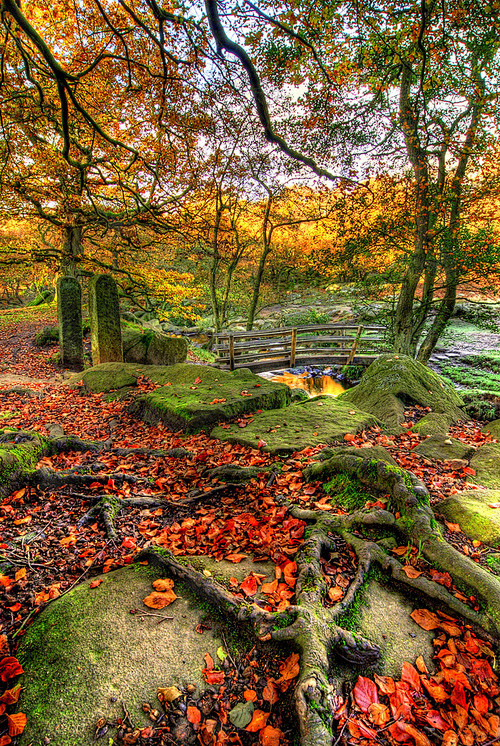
xmin=138 ymin=453 xmax=500 ymax=746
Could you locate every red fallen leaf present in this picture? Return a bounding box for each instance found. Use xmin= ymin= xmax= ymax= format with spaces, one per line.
xmin=263 ymin=679 xmax=280 ymax=704
xmin=353 ymin=675 xmax=379 ymax=712
xmin=140 ymin=726 xmax=154 ymax=739
xmin=344 ymin=433 xmax=355 ymax=442
xmin=463 ymin=466 xmax=476 ymax=476
xmin=430 ymin=569 xmax=452 ymax=589
xmin=401 ymin=723 xmax=431 ymax=746
xmin=90 ymin=579 xmax=104 ymax=588
xmin=450 ymin=681 xmax=468 ymax=708
xmin=259 ymin=725 xmax=284 ymax=746
xmin=244 ymin=690 xmax=257 ymax=702
xmin=194 ymin=376 xmax=202 ymax=384
xmin=488 ymin=503 xmax=500 ymax=508
xmin=367 ymin=702 xmax=390 ymax=726
xmin=0 ymin=685 xmax=21 ymax=705
xmin=0 ymin=735 xmax=11 ymax=746
xmin=261 ymin=579 xmax=278 ymax=595
xmin=240 ymin=575 xmax=258 ymax=597
xmin=0 ymin=657 xmax=24 ymax=682
xmin=246 ymin=710 xmax=269 ymax=732
xmin=203 ymin=669 xmax=225 ymax=685
xmin=225 ymin=553 xmax=247 ymax=563
xmin=420 ymin=677 xmax=448 ymax=703
xmin=474 ymin=693 xmax=490 ymax=715
xmin=257 ymin=439 xmax=267 ymax=449
xmin=465 ymin=636 xmax=481 ymax=654
xmin=410 ymin=608 xmax=440 ymax=630
xmin=6 ymin=712 xmax=26 ymax=737
xmin=0 ymin=637 xmax=9 ymax=658
xmin=328 ymin=586 xmax=344 ymax=602
xmin=425 ymin=710 xmax=451 ymax=731
xmin=6 ymin=603 xmax=21 ymax=612
xmin=401 ymin=661 xmax=422 ymax=691
xmin=187 ymin=705 xmax=201 ymax=724
xmin=121 ymin=537 xmax=136 ymax=549
xmin=373 ymin=673 xmax=395 ymax=695
xmin=204 ymin=653 xmax=214 ymax=670
xmin=277 ymin=653 xmax=300 ymax=683
xmin=0 ymin=576 xmax=12 ymax=587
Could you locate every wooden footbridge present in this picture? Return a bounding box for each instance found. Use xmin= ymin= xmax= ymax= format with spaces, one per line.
xmin=214 ymin=323 xmax=386 ymax=372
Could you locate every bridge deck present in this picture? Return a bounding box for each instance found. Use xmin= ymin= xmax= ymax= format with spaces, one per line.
xmin=214 ymin=323 xmax=386 ymax=372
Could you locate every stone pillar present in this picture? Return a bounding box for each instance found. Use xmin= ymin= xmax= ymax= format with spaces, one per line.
xmin=88 ymin=274 xmax=123 ymax=364
xmin=56 ymin=276 xmax=84 ymax=370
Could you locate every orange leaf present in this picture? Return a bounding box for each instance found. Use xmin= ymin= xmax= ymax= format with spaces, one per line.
xmin=0 ymin=735 xmax=11 ymax=746
xmin=415 ymin=655 xmax=428 ymax=674
xmin=441 ymin=731 xmax=458 ymax=746
xmin=328 ymin=586 xmax=344 ymax=602
xmin=6 ymin=712 xmax=26 ymax=737
xmin=368 ymin=702 xmax=390 ymax=726
xmin=187 ymin=706 xmax=201 ymax=724
xmin=373 ymin=673 xmax=395 ymax=695
xmin=244 ymin=690 xmax=257 ymax=702
xmin=152 ymin=578 xmax=174 ymax=592
xmin=0 ymin=657 xmax=23 ymax=682
xmin=246 ymin=710 xmax=269 ymax=732
xmin=143 ymin=589 xmax=177 ymax=609
xmin=401 ymin=661 xmax=421 ymax=692
xmin=14 ymin=568 xmax=26 ymax=581
xmin=240 ymin=575 xmax=258 ymax=597
xmin=277 ymin=653 xmax=300 ymax=683
xmin=259 ymin=725 xmax=284 ymax=746
xmin=402 ymin=565 xmax=423 ymax=578
xmin=261 ymin=579 xmax=278 ymax=595
xmin=353 ymin=675 xmax=379 ymax=712
xmin=410 ymin=608 xmax=440 ymax=630
xmin=263 ymin=679 xmax=279 ymax=705
xmin=0 ymin=684 xmax=21 ymax=705
xmin=225 ymin=553 xmax=247 ymax=563
xmin=90 ymin=579 xmax=103 ymax=589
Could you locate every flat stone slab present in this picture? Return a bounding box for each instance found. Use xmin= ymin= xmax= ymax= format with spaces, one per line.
xmin=413 ymin=434 xmax=475 ymax=462
xmin=17 ymin=563 xmax=235 ymax=746
xmin=469 ymin=442 xmax=500 ymax=489
xmin=438 ymin=488 xmax=500 ymax=545
xmin=211 ymin=397 xmax=379 ymax=456
xmin=132 ymin=364 xmax=290 ymax=433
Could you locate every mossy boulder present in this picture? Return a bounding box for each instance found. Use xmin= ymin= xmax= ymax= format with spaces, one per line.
xmin=438 ymin=489 xmax=500 ymax=545
xmin=0 ymin=430 xmax=48 ymax=497
xmin=482 ymin=419 xmax=500 ymax=439
xmin=211 ymin=397 xmax=380 ymax=456
xmin=122 ymin=324 xmax=187 ymax=366
xmin=131 ymin=364 xmax=291 ymax=433
xmin=339 ymin=355 xmax=465 ymax=430
xmin=68 ymin=362 xmax=141 ymax=393
xmin=316 ymin=444 xmax=397 ymax=466
xmin=469 ymin=442 xmax=500 ymax=489
xmin=17 ymin=564 xmax=231 ymax=746
xmin=411 ymin=412 xmax=455 ymax=436
xmin=413 ymin=435 xmax=475 ymax=462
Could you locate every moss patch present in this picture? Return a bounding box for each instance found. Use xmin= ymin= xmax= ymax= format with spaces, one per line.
xmin=438 ymin=489 xmax=500 ymax=545
xmin=211 ymin=397 xmax=379 ymax=456
xmin=339 ymin=354 xmax=465 ymax=429
xmin=413 ymin=435 xmax=475 ymax=462
xmin=411 ymin=412 xmax=455 ymax=436
xmin=482 ymin=420 xmax=500 ymax=439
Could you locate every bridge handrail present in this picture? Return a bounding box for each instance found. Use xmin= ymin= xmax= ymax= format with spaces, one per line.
xmin=214 ymin=323 xmax=387 ymax=371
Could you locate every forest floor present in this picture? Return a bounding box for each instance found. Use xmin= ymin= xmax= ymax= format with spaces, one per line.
xmin=1 ymin=305 xmax=500 ymax=746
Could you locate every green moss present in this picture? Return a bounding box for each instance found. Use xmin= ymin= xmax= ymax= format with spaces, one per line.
xmin=323 ymin=473 xmax=369 ymax=511
xmin=440 ymin=364 xmax=500 ymax=394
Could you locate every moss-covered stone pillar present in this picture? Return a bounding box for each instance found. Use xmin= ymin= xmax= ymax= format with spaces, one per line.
xmin=88 ymin=274 xmax=123 ymax=364
xmin=56 ymin=275 xmax=84 ymax=370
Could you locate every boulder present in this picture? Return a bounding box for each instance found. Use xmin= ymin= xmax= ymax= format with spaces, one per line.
xmin=411 ymin=412 xmax=455 ymax=436
xmin=122 ymin=325 xmax=187 ymax=366
xmin=413 ymin=435 xmax=475 ymax=462
xmin=211 ymin=397 xmax=380 ymax=456
xmin=339 ymin=354 xmax=465 ymax=430
xmin=469 ymin=442 xmax=500 ymax=489
xmin=438 ymin=488 xmax=500 ymax=545
xmin=482 ymin=419 xmax=500 ymax=439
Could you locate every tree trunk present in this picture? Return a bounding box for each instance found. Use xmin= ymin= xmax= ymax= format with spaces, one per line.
xmin=61 ymin=224 xmax=83 ymax=277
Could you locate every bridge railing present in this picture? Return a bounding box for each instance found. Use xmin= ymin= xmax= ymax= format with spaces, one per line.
xmin=214 ymin=323 xmax=387 ymax=372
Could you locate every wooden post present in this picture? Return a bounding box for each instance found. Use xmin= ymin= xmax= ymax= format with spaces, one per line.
xmin=347 ymin=325 xmax=363 ymax=364
xmin=290 ymin=328 xmax=297 ymax=367
xmin=229 ymin=334 xmax=235 ymax=370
